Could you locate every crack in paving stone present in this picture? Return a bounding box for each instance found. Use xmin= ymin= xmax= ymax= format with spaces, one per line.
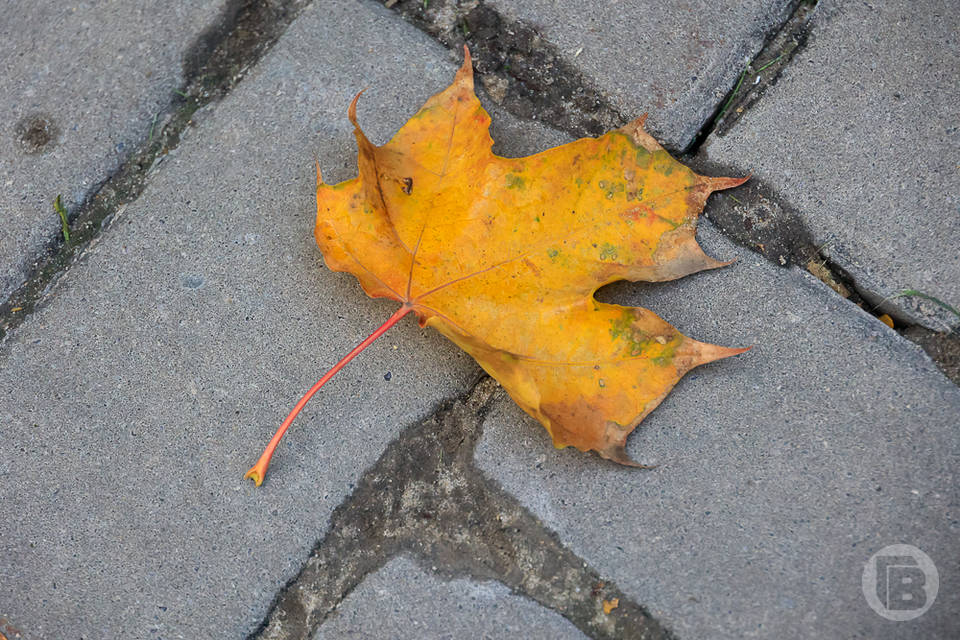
xmin=0 ymin=0 xmax=314 ymax=342
xmin=250 ymin=377 xmax=674 ymax=640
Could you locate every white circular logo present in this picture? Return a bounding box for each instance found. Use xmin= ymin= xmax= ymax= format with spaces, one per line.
xmin=862 ymin=544 xmax=938 ymax=621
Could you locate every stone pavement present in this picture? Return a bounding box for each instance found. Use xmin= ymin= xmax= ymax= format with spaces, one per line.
xmin=1 ymin=1 xmax=957 ymax=639
xmin=0 ymin=0 xmax=232 ymax=304
xmin=703 ymin=0 xmax=960 ymax=332
xmin=314 ymin=556 xmax=587 ymax=640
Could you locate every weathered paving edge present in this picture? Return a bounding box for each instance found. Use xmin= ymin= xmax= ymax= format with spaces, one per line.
xmin=0 ymin=0 xmax=314 ymax=343
xmin=250 ymin=376 xmax=675 ymax=640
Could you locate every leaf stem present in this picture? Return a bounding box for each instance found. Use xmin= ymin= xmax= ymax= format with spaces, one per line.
xmin=245 ymin=304 xmax=414 ymax=486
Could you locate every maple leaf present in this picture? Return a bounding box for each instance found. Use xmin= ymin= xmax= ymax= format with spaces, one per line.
xmin=245 ymin=47 xmax=748 ymax=485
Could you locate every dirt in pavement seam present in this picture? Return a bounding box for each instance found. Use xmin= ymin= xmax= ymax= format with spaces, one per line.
xmin=250 ymin=377 xmax=675 ymax=640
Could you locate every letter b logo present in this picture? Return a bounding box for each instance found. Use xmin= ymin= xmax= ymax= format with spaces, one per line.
xmin=863 ymin=545 xmax=938 ymax=620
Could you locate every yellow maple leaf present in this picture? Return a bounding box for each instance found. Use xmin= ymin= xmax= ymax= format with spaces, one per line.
xmin=246 ymin=47 xmax=748 ymax=485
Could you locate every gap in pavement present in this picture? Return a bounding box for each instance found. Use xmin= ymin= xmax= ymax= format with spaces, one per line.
xmin=685 ymin=0 xmax=819 ymax=150
xmin=684 ymin=0 xmax=960 ymax=384
xmin=250 ymin=377 xmax=675 ymax=640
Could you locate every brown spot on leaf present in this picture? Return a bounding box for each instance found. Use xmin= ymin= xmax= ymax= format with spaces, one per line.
xmin=522 ymin=257 xmax=542 ymax=277
xmin=541 ymin=395 xmax=643 ymax=466
xmin=620 ymin=205 xmax=657 ymax=224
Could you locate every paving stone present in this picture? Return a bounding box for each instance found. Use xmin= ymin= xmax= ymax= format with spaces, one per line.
xmin=0 ymin=0 xmax=235 ymax=305
xmin=0 ymin=2 xmax=498 ymax=637
xmin=484 ymin=0 xmax=797 ymax=151
xmin=704 ymin=0 xmax=960 ymax=330
xmin=475 ymin=219 xmax=960 ymax=639
xmin=314 ymin=556 xmax=587 ymax=640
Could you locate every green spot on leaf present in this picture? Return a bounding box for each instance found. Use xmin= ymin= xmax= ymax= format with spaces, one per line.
xmin=598 ymin=180 xmax=624 ymax=200
xmin=609 ymin=310 xmax=663 ymax=357
xmin=599 ymin=243 xmax=618 ymax=261
xmin=505 ymin=174 xmax=525 ymax=189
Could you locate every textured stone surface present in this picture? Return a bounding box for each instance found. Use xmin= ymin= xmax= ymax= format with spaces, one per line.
xmin=4 ymin=0 xmax=959 ymax=637
xmin=0 ymin=0 xmax=233 ymax=304
xmin=0 ymin=3 xmax=488 ymax=638
xmin=486 ymin=0 xmax=797 ymax=151
xmin=475 ymin=219 xmax=960 ymax=639
xmin=314 ymin=556 xmax=587 ymax=639
xmin=704 ymin=0 xmax=960 ymax=330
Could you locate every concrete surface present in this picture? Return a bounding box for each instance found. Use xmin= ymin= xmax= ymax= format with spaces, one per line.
xmin=0 ymin=0 xmax=234 ymax=305
xmin=704 ymin=0 xmax=960 ymax=330
xmin=2 ymin=0 xmax=958 ymax=638
xmin=0 ymin=3 xmax=483 ymax=638
xmin=314 ymin=556 xmax=587 ymax=639
xmin=486 ymin=0 xmax=798 ymax=151
xmin=475 ymin=218 xmax=960 ymax=639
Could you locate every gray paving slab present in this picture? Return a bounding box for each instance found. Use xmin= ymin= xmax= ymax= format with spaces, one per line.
xmin=0 ymin=0 xmax=231 ymax=305
xmin=314 ymin=556 xmax=587 ymax=640
xmin=475 ymin=219 xmax=960 ymax=639
xmin=704 ymin=0 xmax=960 ymax=331
xmin=485 ymin=0 xmax=797 ymax=151
xmin=0 ymin=2 xmax=498 ymax=637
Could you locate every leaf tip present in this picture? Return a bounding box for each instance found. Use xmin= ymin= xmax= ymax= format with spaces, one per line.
xmin=599 ymin=441 xmax=656 ymax=468
xmin=619 ymin=114 xmax=661 ymax=152
xmin=347 ymin=89 xmax=367 ymax=128
xmin=455 ymin=45 xmax=474 ymax=89
xmin=700 ymin=173 xmax=750 ymax=192
xmin=697 ymin=343 xmax=752 ymax=365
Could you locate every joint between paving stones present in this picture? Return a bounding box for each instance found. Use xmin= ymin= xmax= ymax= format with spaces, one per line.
xmin=250 ymin=375 xmax=676 ymax=640
xmin=810 ymin=252 xmax=960 ymax=386
xmin=0 ymin=0 xmax=314 ymax=344
xmin=685 ymin=0 xmax=818 ymax=153
xmin=380 ymin=0 xmax=631 ymax=140
xmin=684 ymin=161 xmax=960 ymax=385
